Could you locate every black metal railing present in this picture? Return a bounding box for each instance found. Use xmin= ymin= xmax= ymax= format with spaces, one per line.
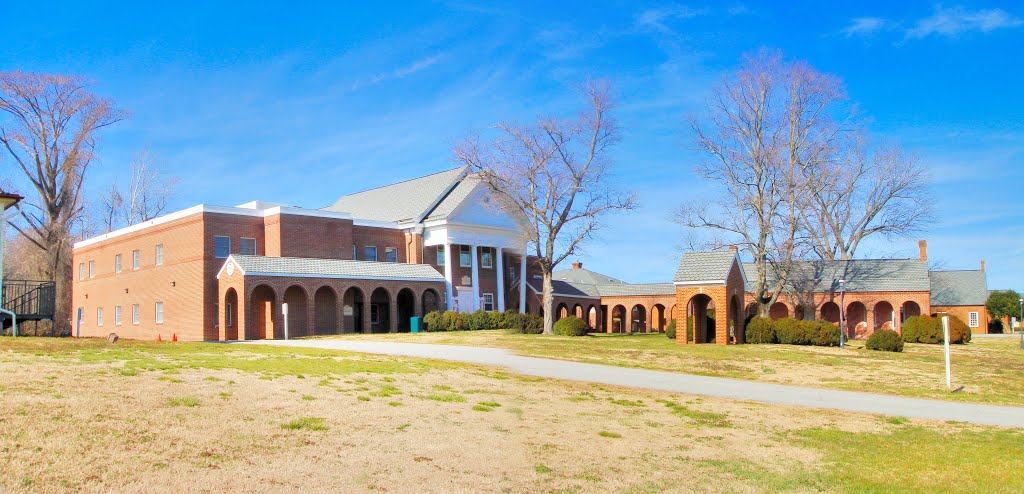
xmin=1 ymin=279 xmax=56 ymax=320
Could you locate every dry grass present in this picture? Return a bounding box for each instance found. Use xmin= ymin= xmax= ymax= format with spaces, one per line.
xmin=1 ymin=337 xmax=1023 ymax=493
xmin=320 ymin=331 xmax=1024 ymax=405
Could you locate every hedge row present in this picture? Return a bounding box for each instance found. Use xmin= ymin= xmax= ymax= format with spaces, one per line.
xmin=902 ymin=315 xmax=971 ymax=344
xmin=743 ymin=317 xmax=840 ymax=346
xmin=866 ymin=329 xmax=904 ymax=352
xmin=421 ymin=310 xmax=546 ymax=334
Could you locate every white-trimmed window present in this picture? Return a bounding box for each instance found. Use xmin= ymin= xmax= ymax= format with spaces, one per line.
xmin=155 ymin=244 xmax=164 ymax=265
xmin=968 ymin=312 xmax=979 ymax=328
xmin=132 ymin=250 xmax=141 ymax=270
xmin=77 ymin=307 xmax=85 ymax=325
xmin=88 ymin=261 xmax=95 ymax=279
xmin=436 ymin=245 xmax=445 ymax=266
xmin=114 ymin=306 xmax=122 ymax=326
xmin=460 ymin=245 xmax=471 ymax=267
xmin=481 ymin=247 xmax=493 ymax=269
xmin=214 ymin=236 xmax=230 ymax=258
xmin=240 ymin=238 xmax=256 ymax=256
xmin=132 ymin=304 xmax=140 ymax=325
xmin=385 ymin=247 xmax=398 ymax=263
xmin=364 ymin=246 xmax=378 ymax=261
xmin=115 ymin=254 xmax=122 ymax=273
xmin=155 ymin=302 xmax=164 ymax=324
xmin=78 ymin=263 xmax=85 ymax=280
xmin=482 ymin=293 xmax=495 ymax=312
xmin=97 ymin=307 xmax=103 ymax=327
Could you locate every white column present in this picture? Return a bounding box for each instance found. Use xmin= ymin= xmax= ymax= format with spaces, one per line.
xmin=496 ymin=247 xmax=505 ymax=312
xmin=518 ymin=252 xmax=527 ymax=314
xmin=443 ymin=243 xmax=454 ymax=312
xmin=470 ymin=244 xmax=480 ymax=311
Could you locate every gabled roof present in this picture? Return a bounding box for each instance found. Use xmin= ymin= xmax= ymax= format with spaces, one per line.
xmin=322 ymin=166 xmax=468 ymax=224
xmin=674 ymin=250 xmax=740 ymax=284
xmin=929 ymin=270 xmax=988 ymax=306
xmin=741 ymin=259 xmax=931 ymax=293
xmin=546 ymin=266 xmax=674 ymax=298
xmin=591 ymin=283 xmax=675 ymax=297
xmin=221 ymin=255 xmax=445 ymax=281
xmin=554 ymin=267 xmax=626 ymax=286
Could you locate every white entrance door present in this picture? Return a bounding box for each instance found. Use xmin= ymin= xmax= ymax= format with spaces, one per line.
xmin=455 ymin=288 xmax=475 ymax=313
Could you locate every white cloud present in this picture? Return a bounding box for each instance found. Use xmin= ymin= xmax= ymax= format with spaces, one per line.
xmin=907 ymin=5 xmax=1023 ymax=38
xmin=727 ymin=3 xmax=754 ymax=16
xmin=842 ymin=17 xmax=888 ymax=37
xmin=636 ymin=4 xmax=708 ymax=33
xmin=351 ymin=53 xmax=445 ymax=90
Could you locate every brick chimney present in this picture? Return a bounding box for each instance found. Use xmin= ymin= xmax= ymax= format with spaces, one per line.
xmin=918 ymin=240 xmax=927 ymax=261
xmin=572 ymin=262 xmax=582 ymax=270
xmin=728 ymin=245 xmax=737 ymax=252
xmin=981 ymin=260 xmax=986 ymax=272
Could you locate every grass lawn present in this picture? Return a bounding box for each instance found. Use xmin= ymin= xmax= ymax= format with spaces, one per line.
xmin=317 ymin=331 xmax=1024 ymax=406
xmin=2 ymin=337 xmax=1023 ymax=493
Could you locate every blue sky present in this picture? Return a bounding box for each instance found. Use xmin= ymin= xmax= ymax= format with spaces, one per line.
xmin=3 ymin=1 xmax=1022 ymax=289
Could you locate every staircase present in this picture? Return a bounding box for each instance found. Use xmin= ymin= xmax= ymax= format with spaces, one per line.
xmin=1 ymin=280 xmax=56 ymax=329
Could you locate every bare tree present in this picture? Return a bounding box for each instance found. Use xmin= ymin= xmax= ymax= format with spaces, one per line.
xmin=454 ymin=80 xmax=636 ymax=334
xmin=800 ymin=141 xmax=931 ymax=260
xmin=0 ymin=71 xmax=125 ymax=333
xmin=99 ymin=149 xmax=177 ymax=232
xmin=679 ymin=50 xmax=853 ymax=316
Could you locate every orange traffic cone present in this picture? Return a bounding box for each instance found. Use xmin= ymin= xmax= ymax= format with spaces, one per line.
xmin=172 ymin=333 xmax=178 ymax=342
xmin=157 ymin=334 xmax=162 ymax=342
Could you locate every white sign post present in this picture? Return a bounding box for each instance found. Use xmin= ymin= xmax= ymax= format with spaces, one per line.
xmin=942 ymin=316 xmax=952 ymax=391
xmin=282 ymin=303 xmax=289 ymax=341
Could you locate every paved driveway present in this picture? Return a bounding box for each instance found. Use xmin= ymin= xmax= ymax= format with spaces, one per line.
xmin=241 ymin=339 xmax=1024 ymax=428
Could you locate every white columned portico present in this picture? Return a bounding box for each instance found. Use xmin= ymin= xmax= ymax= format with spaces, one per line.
xmin=443 ymin=243 xmax=454 ymax=311
xmin=470 ymin=245 xmax=480 ymax=311
xmin=519 ymin=252 xmax=527 ymax=314
xmin=496 ymin=247 xmax=505 ymax=312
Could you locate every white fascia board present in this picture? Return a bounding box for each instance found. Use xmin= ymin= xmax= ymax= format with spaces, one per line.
xmin=352 ymin=218 xmax=402 ymax=229
xmin=241 ymin=271 xmax=444 ymax=283
xmin=415 ymin=167 xmax=470 ymax=224
xmin=673 ymin=280 xmax=727 ymax=286
xmin=75 ymin=205 xmax=208 ymax=249
xmin=267 ymin=206 xmax=353 ymax=221
xmin=214 ymin=256 xmax=247 ymax=280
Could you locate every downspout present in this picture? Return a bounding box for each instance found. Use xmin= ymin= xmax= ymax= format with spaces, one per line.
xmin=1 ymin=205 xmax=21 ymax=336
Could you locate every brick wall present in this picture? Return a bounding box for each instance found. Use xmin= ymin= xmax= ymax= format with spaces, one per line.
xmin=931 ymin=305 xmax=990 ymax=334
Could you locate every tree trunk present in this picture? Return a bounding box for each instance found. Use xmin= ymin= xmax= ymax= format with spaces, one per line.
xmin=542 ymin=270 xmax=554 ymax=335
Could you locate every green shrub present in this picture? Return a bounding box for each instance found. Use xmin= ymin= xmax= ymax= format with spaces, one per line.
xmin=438 ymin=310 xmax=467 ymax=331
xmin=423 ymin=311 xmax=442 ymax=332
xmin=686 ymin=317 xmax=694 ymax=342
xmin=468 ymin=310 xmax=491 ymax=330
xmin=807 ymin=320 xmax=840 ymax=347
xmin=745 ymin=317 xmax=775 ymax=344
xmin=774 ymin=318 xmax=806 ymax=345
xmin=523 ymin=313 xmax=544 ymax=334
xmin=504 ymin=312 xmax=544 ymax=334
xmin=488 ymin=311 xmax=507 ymax=329
xmin=948 ymin=315 xmax=971 ymax=344
xmin=666 ymin=319 xmax=677 ymax=339
xmin=903 ymin=315 xmax=971 ymax=344
xmin=553 ymin=315 xmax=588 ymax=336
xmin=866 ymin=329 xmax=904 ymax=352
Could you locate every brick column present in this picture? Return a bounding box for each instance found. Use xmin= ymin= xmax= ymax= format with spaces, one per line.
xmin=362 ymin=298 xmax=372 ymax=334
xmin=335 ymin=289 xmax=345 ymax=335
xmin=389 ymin=294 xmax=399 ymax=333
xmin=646 ymin=306 xmax=654 ymax=333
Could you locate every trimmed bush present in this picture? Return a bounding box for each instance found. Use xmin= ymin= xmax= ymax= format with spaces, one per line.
xmin=774 ymin=318 xmax=806 ymax=345
xmin=488 ymin=311 xmax=507 ymax=329
xmin=903 ymin=315 xmax=971 ymax=344
xmin=504 ymin=312 xmax=544 ymax=334
xmin=553 ymin=316 xmax=588 ymax=336
xmin=467 ymin=310 xmax=491 ymax=330
xmin=423 ymin=311 xmax=442 ymax=332
xmin=866 ymin=328 xmax=904 ymax=352
xmin=807 ymin=320 xmax=840 ymax=347
xmin=665 ymin=319 xmax=677 ymax=340
xmin=745 ymin=317 xmax=775 ymax=344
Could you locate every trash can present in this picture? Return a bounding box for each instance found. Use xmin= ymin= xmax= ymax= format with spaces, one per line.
xmin=410 ymin=316 xmax=423 ymax=333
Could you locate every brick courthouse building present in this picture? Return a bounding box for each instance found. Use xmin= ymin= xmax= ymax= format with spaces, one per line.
xmin=71 ymin=168 xmax=991 ymax=343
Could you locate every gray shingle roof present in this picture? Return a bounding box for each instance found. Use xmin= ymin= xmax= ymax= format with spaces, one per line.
xmin=554 ymin=267 xmax=626 ymax=286
xmin=929 ymin=270 xmax=988 ymax=306
xmin=673 ymin=251 xmax=739 ymax=283
xmin=741 ymin=259 xmax=931 ymax=293
xmin=322 ymin=167 xmax=467 ymax=223
xmin=423 ymin=174 xmax=480 ymax=221
xmin=227 ymin=255 xmax=445 ymax=281
xmin=591 ymin=283 xmax=675 ymax=297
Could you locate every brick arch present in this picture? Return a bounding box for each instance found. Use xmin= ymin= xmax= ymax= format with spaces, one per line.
xmin=874 ymin=301 xmax=894 ymax=331
xmin=630 ymin=304 xmax=647 ymax=333
xmin=586 ymin=305 xmax=598 ymax=329
xmin=652 ymin=304 xmax=667 ymax=332
xmin=249 ymin=284 xmax=277 ymax=340
xmin=556 ymin=303 xmax=568 ymax=321
xmin=223 ymin=288 xmax=239 ymax=340
xmin=342 ymin=286 xmax=366 ymax=334
xmin=422 ymin=288 xmax=441 ymax=314
xmin=396 ymin=287 xmax=416 ymax=332
xmin=769 ymin=302 xmax=790 ymax=320
xmin=686 ymin=294 xmax=716 ymax=344
xmin=611 ymin=305 xmax=627 ymax=333
xmin=369 ymin=287 xmax=391 ymax=333
xmin=283 ymin=285 xmax=309 ymax=337
xmin=313 ymin=286 xmax=338 ymax=335
xmin=572 ymin=304 xmax=583 ymax=319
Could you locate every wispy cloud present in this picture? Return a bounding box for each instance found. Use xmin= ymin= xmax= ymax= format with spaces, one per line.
xmin=842 ymin=5 xmax=1022 ymax=40
xmin=727 ymin=3 xmax=754 ymax=16
xmin=907 ymin=5 xmax=1023 ymax=38
xmin=842 ymin=17 xmax=888 ymax=37
xmin=351 ymin=53 xmax=445 ymax=90
xmin=636 ymin=4 xmax=708 ymax=33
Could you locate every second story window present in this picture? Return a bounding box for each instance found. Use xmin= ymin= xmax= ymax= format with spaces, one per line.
xmin=364 ymin=246 xmax=378 ymax=261
xmin=78 ymin=263 xmax=85 ymax=280
xmin=115 ymin=254 xmax=122 ymax=273
xmin=155 ymin=244 xmax=164 ymax=265
xmin=352 ymin=244 xmax=356 ymax=260
xmin=240 ymin=238 xmax=257 ymax=256
xmin=132 ymin=250 xmax=140 ymax=270
xmin=481 ymin=248 xmax=493 ymax=269
xmin=385 ymin=247 xmax=398 ymax=263
xmin=460 ymin=245 xmax=471 ymax=267
xmin=214 ymin=236 xmax=230 ymax=258
xmin=436 ymin=245 xmax=445 ymax=266
xmin=88 ymin=261 xmax=95 ymax=279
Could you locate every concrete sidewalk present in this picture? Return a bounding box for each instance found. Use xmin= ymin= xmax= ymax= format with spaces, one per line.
xmin=240 ymin=339 xmax=1024 ymax=428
